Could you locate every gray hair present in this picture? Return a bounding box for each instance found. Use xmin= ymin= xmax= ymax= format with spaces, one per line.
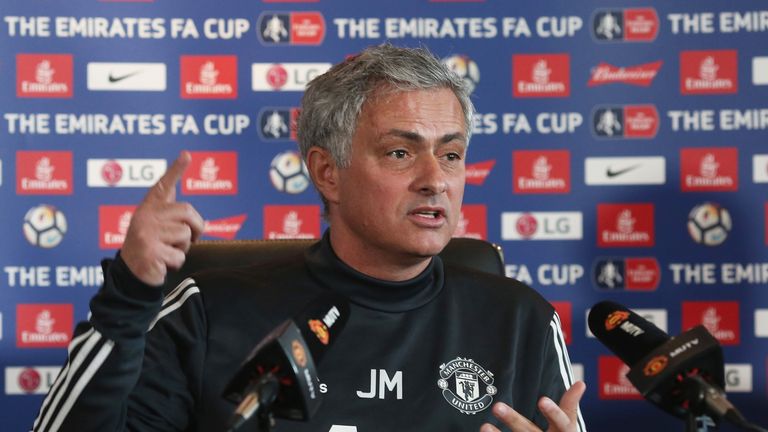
xmin=296 ymin=43 xmax=475 ymax=169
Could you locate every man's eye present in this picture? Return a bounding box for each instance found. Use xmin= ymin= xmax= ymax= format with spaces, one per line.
xmin=445 ymin=152 xmax=462 ymax=161
xmin=388 ymin=150 xmax=408 ymax=159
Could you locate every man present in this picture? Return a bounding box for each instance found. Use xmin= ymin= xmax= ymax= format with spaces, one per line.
xmin=33 ymin=44 xmax=586 ymax=432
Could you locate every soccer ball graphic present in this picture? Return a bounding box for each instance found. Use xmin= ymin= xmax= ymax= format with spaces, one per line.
xmin=442 ymin=54 xmax=480 ymax=94
xmin=687 ymin=202 xmax=731 ymax=246
xmin=23 ymin=204 xmax=68 ymax=248
xmin=269 ymin=151 xmax=309 ymax=194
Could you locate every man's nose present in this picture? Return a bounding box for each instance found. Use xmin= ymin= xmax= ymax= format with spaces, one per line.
xmin=413 ymin=155 xmax=448 ymax=195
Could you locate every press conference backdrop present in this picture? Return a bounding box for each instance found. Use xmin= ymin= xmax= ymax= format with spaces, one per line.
xmin=1 ymin=0 xmax=767 ymax=430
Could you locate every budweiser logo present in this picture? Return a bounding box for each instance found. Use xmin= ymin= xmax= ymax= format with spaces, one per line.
xmin=465 ymin=160 xmax=495 ymax=186
xmin=588 ymin=61 xmax=662 ymax=87
xmin=203 ymin=214 xmax=247 ymax=240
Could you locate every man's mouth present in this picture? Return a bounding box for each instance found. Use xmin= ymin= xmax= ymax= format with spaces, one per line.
xmin=411 ymin=208 xmax=445 ymax=219
xmin=416 ymin=210 xmax=440 ymax=218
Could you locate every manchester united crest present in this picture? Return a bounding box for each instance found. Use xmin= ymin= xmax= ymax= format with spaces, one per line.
xmin=437 ymin=357 xmax=496 ymax=414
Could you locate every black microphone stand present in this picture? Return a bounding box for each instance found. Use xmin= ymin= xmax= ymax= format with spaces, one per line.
xmin=682 ymin=376 xmax=768 ymax=432
xmin=226 ymin=374 xmax=280 ymax=432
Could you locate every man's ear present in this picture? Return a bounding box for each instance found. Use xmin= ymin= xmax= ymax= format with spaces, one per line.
xmin=306 ymin=146 xmax=340 ymax=204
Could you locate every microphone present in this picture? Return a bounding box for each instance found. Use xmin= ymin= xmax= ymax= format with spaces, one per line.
xmin=587 ymin=301 xmax=748 ymax=427
xmin=223 ymin=292 xmax=350 ymax=431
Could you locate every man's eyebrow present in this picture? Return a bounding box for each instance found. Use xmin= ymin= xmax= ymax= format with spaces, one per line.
xmin=440 ymin=132 xmax=467 ymax=144
xmin=383 ymin=129 xmax=467 ymax=144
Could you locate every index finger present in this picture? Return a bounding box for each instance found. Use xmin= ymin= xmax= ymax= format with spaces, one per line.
xmin=146 ymin=151 xmax=191 ymax=203
xmin=488 ymin=402 xmax=541 ymax=432
xmin=557 ymin=380 xmax=586 ymax=420
xmin=538 ymin=380 xmax=586 ymax=430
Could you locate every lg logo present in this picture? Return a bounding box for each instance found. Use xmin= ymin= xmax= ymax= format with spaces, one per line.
xmin=724 ymin=364 xmax=752 ymax=393
xmin=87 ymin=159 xmax=167 ymax=188
xmin=501 ymin=212 xmax=583 ymax=241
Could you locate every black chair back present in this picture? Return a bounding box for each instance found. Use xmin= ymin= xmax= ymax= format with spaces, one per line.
xmin=164 ymin=237 xmax=506 ymax=289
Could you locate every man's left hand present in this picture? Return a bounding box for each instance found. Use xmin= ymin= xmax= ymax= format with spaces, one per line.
xmin=479 ymin=381 xmax=585 ymax=432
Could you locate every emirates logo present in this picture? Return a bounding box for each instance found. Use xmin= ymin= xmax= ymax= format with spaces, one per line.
xmin=700 ymin=57 xmax=719 ymax=80
xmin=22 ymin=60 xmax=69 ymax=94
xmin=118 ymin=211 xmax=132 ymax=235
xmin=35 ymin=157 xmax=55 ymax=181
xmin=454 ymin=212 xmax=470 ymax=237
xmin=699 ymin=153 xmax=719 ymax=178
xmin=598 ymin=204 xmax=654 ymax=247
xmin=180 ymin=55 xmax=236 ymax=99
xmin=282 ymin=211 xmax=302 ymax=236
xmin=185 ymin=61 xmax=233 ymax=95
xmin=681 ymin=148 xmax=737 ymax=191
xmin=18 ymin=152 xmax=71 ymax=193
xmin=617 ymin=210 xmax=636 ymax=234
xmin=35 ymin=309 xmax=55 ymax=334
xmin=681 ymin=50 xmax=737 ymax=95
xmin=532 ymin=156 xmax=552 ymax=180
xmin=199 ymin=61 xmax=219 ymax=85
xmin=199 ymin=157 xmax=220 ymax=181
xmin=513 ymin=54 xmax=569 ymax=98
xmin=36 ymin=60 xmax=56 ymax=84
xmin=701 ymin=307 xmax=736 ymax=342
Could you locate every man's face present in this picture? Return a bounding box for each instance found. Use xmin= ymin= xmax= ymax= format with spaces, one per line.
xmin=329 ymin=87 xmax=467 ymax=269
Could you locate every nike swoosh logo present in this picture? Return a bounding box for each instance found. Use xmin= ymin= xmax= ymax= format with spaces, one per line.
xmin=606 ymin=164 xmax=641 ymax=178
xmin=108 ymin=70 xmax=141 ymax=83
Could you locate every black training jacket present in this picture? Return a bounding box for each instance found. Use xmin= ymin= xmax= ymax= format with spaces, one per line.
xmin=32 ymin=234 xmax=586 ymax=432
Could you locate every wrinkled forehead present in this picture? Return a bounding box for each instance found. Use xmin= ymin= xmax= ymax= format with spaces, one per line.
xmin=353 ymin=87 xmax=468 ymax=150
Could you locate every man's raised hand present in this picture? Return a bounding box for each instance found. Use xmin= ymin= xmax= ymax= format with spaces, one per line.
xmin=480 ymin=381 xmax=586 ymax=432
xmin=120 ymin=151 xmax=205 ymax=286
